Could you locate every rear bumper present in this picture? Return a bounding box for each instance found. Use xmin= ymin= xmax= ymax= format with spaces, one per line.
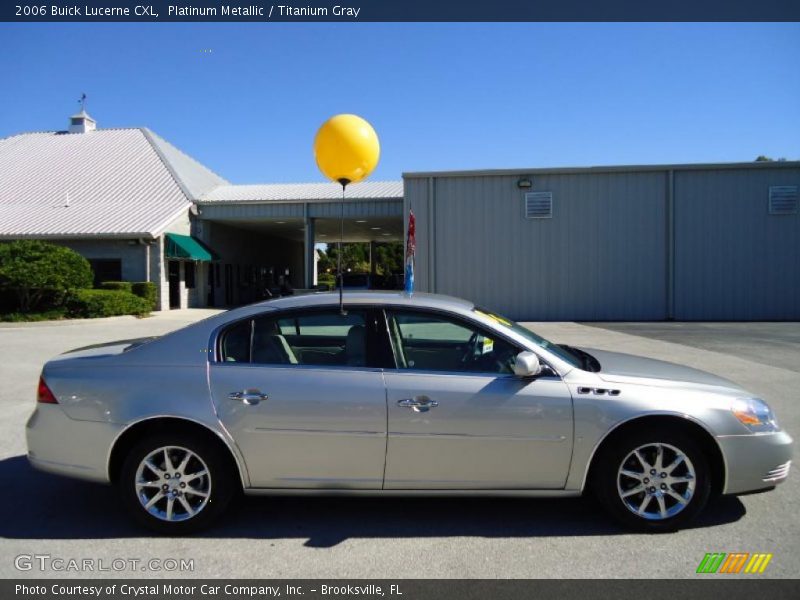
xmin=26 ymin=404 xmax=122 ymax=484
xmin=717 ymin=430 xmax=793 ymax=495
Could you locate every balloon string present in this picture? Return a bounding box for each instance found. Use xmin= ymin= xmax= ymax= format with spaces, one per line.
xmin=339 ymin=183 xmax=345 ymax=315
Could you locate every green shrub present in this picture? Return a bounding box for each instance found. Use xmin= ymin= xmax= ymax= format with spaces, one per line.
xmin=65 ymin=289 xmax=151 ymax=318
xmin=0 ymin=240 xmax=93 ymax=312
xmin=99 ymin=281 xmax=133 ymax=293
xmin=131 ymin=281 xmax=158 ymax=309
xmin=317 ymin=273 xmax=335 ymax=288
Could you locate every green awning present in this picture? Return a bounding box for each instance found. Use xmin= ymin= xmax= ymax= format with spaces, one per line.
xmin=165 ymin=233 xmax=218 ymax=261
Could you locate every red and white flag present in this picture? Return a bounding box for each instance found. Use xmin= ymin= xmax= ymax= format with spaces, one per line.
xmin=404 ymin=210 xmax=415 ymax=295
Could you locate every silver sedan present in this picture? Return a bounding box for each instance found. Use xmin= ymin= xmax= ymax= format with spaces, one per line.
xmin=26 ymin=292 xmax=792 ymax=533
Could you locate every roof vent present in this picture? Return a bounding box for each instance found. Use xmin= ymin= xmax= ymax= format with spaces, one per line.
xmin=68 ymin=109 xmax=96 ymax=134
xmin=769 ymin=186 xmax=798 ymax=215
xmin=524 ymin=192 xmax=553 ymax=219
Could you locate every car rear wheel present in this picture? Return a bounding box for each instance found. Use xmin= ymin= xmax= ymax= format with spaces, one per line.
xmin=119 ymin=433 xmax=235 ymax=533
xmin=593 ymin=427 xmax=711 ymax=531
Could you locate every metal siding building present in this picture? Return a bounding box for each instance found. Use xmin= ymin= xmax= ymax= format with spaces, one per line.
xmin=404 ymin=162 xmax=800 ymax=321
xmin=4 ymin=109 xmax=798 ymax=321
xmin=673 ymin=167 xmax=800 ymax=320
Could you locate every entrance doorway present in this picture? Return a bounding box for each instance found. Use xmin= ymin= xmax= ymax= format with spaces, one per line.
xmin=225 ymin=264 xmax=233 ymax=306
xmin=207 ymin=263 xmax=215 ymax=307
xmin=168 ymin=261 xmax=180 ymax=309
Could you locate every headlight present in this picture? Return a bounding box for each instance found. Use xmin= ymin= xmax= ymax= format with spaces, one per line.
xmin=731 ymin=398 xmax=779 ymax=433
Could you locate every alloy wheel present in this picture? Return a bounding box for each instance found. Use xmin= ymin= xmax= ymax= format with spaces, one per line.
xmin=616 ymin=442 xmax=696 ymax=521
xmin=134 ymin=445 xmax=212 ymax=522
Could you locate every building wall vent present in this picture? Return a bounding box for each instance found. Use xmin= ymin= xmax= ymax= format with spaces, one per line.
xmin=524 ymin=192 xmax=553 ymax=219
xmin=769 ymin=186 xmax=798 ymax=215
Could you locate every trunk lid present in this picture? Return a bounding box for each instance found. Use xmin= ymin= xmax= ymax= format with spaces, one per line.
xmin=49 ymin=337 xmax=159 ymax=362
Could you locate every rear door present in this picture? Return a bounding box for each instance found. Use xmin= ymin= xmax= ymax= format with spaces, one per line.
xmin=209 ymin=307 xmax=389 ymax=489
xmin=382 ymin=309 xmax=574 ymax=489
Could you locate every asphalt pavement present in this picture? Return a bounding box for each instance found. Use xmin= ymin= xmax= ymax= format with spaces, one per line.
xmin=0 ymin=312 xmax=797 ymax=579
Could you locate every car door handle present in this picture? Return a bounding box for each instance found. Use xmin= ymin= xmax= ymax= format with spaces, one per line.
xmin=397 ymin=396 xmax=439 ymax=412
xmin=228 ymin=389 xmax=268 ymax=406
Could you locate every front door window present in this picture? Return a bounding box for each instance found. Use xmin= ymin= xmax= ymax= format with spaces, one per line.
xmin=386 ymin=310 xmax=520 ymax=374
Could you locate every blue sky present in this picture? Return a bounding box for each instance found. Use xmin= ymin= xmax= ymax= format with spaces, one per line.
xmin=1 ymin=23 xmax=798 ymax=183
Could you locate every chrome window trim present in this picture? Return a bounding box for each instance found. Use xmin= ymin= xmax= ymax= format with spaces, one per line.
xmin=208 ymin=302 xmax=567 ymax=378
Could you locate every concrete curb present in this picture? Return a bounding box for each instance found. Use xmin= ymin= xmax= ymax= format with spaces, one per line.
xmin=0 ymin=308 xmax=223 ymax=329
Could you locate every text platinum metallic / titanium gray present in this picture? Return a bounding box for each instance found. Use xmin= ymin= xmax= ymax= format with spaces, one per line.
xmin=25 ymin=291 xmax=793 ymax=532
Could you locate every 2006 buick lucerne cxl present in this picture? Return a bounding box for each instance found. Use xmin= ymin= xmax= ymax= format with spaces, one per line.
xmin=27 ymin=292 xmax=792 ymax=533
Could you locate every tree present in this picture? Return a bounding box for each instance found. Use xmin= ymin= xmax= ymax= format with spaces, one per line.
xmin=319 ymin=242 xmax=404 ymax=276
xmin=0 ymin=240 xmax=93 ymax=312
xmin=374 ymin=242 xmax=404 ymax=275
xmin=321 ymin=243 xmax=369 ymax=273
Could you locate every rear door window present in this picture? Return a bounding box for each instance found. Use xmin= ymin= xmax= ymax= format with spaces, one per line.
xmin=219 ymin=309 xmax=377 ymax=368
xmin=220 ymin=319 xmax=252 ymax=363
xmin=265 ymin=310 xmax=367 ymax=366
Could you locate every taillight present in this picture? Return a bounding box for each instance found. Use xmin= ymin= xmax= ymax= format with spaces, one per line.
xmin=37 ymin=376 xmax=58 ymax=404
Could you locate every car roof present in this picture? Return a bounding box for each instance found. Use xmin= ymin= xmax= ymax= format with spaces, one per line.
xmin=251 ymin=291 xmax=475 ymax=313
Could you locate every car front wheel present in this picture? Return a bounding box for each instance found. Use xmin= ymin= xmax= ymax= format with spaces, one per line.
xmin=119 ymin=433 xmax=235 ymax=533
xmin=593 ymin=428 xmax=711 ymax=531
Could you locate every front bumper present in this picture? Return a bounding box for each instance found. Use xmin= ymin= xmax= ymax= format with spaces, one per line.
xmin=26 ymin=404 xmax=123 ymax=484
xmin=717 ymin=430 xmax=793 ymax=494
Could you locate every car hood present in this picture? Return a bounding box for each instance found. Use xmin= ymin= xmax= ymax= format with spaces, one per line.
xmin=583 ymin=348 xmax=744 ymax=392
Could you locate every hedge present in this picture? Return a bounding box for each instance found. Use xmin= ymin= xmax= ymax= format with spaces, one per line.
xmin=99 ymin=281 xmax=133 ymax=293
xmin=0 ymin=309 xmax=67 ymax=322
xmin=99 ymin=281 xmax=158 ymax=310
xmin=65 ymin=289 xmax=152 ymax=318
xmin=131 ymin=281 xmax=158 ymax=310
xmin=0 ymin=240 xmax=93 ymax=312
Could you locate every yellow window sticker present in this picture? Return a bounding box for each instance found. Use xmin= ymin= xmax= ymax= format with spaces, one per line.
xmin=474 ymin=309 xmax=513 ymax=327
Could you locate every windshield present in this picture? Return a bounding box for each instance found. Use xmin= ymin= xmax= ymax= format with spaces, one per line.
xmin=473 ymin=308 xmax=584 ymax=369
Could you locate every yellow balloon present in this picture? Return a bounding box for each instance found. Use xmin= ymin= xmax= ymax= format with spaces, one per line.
xmin=314 ymin=114 xmax=380 ymax=185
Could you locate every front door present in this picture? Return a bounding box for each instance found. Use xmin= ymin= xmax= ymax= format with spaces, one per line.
xmin=207 ymin=263 xmax=215 ymax=307
xmin=167 ymin=261 xmax=180 ymax=309
xmin=382 ymin=309 xmax=574 ymax=489
xmin=224 ymin=264 xmax=233 ymax=306
xmin=209 ymin=308 xmax=388 ymax=489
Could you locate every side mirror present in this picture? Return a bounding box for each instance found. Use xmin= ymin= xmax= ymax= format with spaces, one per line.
xmin=513 ymin=351 xmax=542 ymax=377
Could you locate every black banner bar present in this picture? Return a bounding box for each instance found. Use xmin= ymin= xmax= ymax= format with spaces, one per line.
xmin=4 ymin=580 xmax=800 ymax=600
xmin=2 ymin=1 xmax=800 ymax=23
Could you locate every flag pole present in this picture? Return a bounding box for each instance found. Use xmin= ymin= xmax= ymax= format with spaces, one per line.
xmin=405 ymin=207 xmax=416 ymax=297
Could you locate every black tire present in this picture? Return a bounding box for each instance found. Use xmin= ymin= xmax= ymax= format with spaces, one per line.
xmin=118 ymin=432 xmax=236 ymax=534
xmin=592 ymin=427 xmax=711 ymax=532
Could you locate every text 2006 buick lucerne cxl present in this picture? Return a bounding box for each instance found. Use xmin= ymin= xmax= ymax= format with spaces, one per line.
xmin=27 ymin=292 xmax=792 ymax=533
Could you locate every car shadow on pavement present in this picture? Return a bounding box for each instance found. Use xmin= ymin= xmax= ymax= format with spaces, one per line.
xmin=0 ymin=455 xmax=747 ymax=545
